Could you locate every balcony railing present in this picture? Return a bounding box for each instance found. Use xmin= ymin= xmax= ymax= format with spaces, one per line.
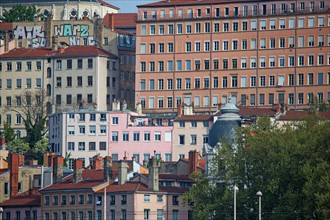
xmin=137 ymin=6 xmax=328 ymax=22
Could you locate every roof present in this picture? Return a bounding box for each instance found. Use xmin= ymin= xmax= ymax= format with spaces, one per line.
xmin=278 ymin=111 xmax=330 ymax=121
xmin=180 ymin=157 xmax=206 ymax=170
xmin=138 ymin=0 xmax=265 ymax=7
xmin=0 ymin=169 xmax=8 ymax=175
xmin=0 ymin=188 xmax=41 ymax=207
xmin=214 ymin=106 xmax=278 ymax=118
xmin=40 ymin=169 xmax=106 ymax=192
xmin=159 ymin=174 xmax=191 ymax=181
xmin=101 ymin=180 xmax=189 ymax=194
xmin=113 ymin=13 xmax=137 ymax=28
xmin=0 ymin=46 xmax=117 ymax=59
xmin=0 ymin=22 xmax=13 ymax=31
xmin=174 ymin=114 xmax=213 ymax=122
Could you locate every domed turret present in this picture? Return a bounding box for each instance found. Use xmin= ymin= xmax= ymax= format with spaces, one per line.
xmin=208 ymin=99 xmax=241 ymax=148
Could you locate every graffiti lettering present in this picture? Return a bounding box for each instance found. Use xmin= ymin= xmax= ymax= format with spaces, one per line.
xmin=54 ymin=24 xmax=90 ymax=37
xmin=14 ymin=26 xmax=47 ymax=48
xmin=53 ymin=24 xmax=94 ymax=45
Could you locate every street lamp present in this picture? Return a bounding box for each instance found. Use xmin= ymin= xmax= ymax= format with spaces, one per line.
xmin=256 ymin=191 xmax=262 ymax=220
xmin=233 ymin=185 xmax=239 ymax=220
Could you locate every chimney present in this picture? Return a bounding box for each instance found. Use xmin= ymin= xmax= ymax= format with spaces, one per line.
xmin=118 ymin=160 xmax=128 ymax=185
xmin=143 ymin=160 xmax=148 ymax=167
xmin=188 ymin=150 xmax=199 ymax=175
xmin=52 ymin=36 xmax=58 ymax=51
xmin=136 ymin=103 xmax=142 ymax=115
xmin=148 ymin=156 xmax=159 ymax=191
xmin=29 ymin=160 xmax=38 ymax=166
xmin=4 ymin=31 xmax=9 ymax=53
xmin=46 ymin=152 xmax=55 ymax=167
xmin=112 ymin=99 xmax=120 ymax=111
xmin=53 ymin=156 xmax=64 ymax=183
xmin=177 ymin=103 xmax=182 ymax=117
xmin=274 ymin=103 xmax=281 ymax=113
xmin=93 ymin=155 xmax=103 ymax=170
xmin=9 ymin=153 xmax=24 ymax=198
xmin=106 ymin=13 xmax=115 ymax=31
xmin=73 ymin=159 xmax=83 ymax=183
xmin=121 ymin=100 xmax=127 ymax=111
xmin=184 ymin=105 xmax=194 ymax=115
xmin=103 ymin=156 xmax=112 ymax=182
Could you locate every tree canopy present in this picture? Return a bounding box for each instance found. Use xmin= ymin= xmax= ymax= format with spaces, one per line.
xmin=0 ymin=4 xmax=42 ymax=22
xmin=184 ymin=115 xmax=330 ymax=220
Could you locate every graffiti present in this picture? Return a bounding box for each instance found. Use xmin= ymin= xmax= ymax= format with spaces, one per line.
xmin=14 ymin=26 xmax=47 ymax=48
xmin=53 ymin=24 xmax=95 ymax=46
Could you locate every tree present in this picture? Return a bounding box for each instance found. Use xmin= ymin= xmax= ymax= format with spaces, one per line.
xmin=0 ymin=4 xmax=42 ymax=22
xmin=7 ymin=89 xmax=49 ymax=149
xmin=32 ymin=138 xmax=49 ymax=164
xmin=2 ymin=122 xmax=16 ymax=143
xmin=6 ymin=139 xmax=30 ymax=154
xmin=185 ymin=115 xmax=330 ymax=220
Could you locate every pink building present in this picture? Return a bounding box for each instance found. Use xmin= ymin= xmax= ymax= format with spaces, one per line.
xmin=108 ymin=110 xmax=174 ymax=163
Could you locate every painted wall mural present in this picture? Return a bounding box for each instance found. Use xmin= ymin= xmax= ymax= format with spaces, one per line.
xmin=53 ymin=24 xmax=95 ymax=46
xmin=14 ymin=26 xmax=47 ymax=48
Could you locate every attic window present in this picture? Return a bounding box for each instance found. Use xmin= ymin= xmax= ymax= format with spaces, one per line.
xmin=43 ymin=10 xmax=50 ymax=17
xmin=70 ymin=10 xmax=77 ymax=17
xmin=83 ymin=10 xmax=89 ymax=17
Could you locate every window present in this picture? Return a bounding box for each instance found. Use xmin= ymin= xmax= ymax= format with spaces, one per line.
xmin=133 ymin=132 xmax=140 ymax=141
xmin=157 ymin=210 xmax=163 ymax=220
xmin=100 ymin=142 xmax=106 ymax=150
xmin=205 ymin=22 xmax=210 ymax=33
xmin=112 ymin=132 xmax=118 ymax=141
xmin=233 ymin=22 xmax=238 ymax=31
xmin=140 ymin=62 xmax=146 ymax=72
xmin=280 ymin=19 xmax=286 ymax=29
xmin=279 ymin=38 xmax=285 ymax=48
xmin=308 ymin=36 xmax=314 ymax=47
xmin=144 ymin=209 xmax=150 ymax=220
xmin=270 ymin=19 xmax=276 ymax=29
xmin=177 ymin=24 xmax=182 ymax=34
xmin=100 ymin=125 xmax=107 ymax=134
xmin=89 ymin=142 xmax=95 ymax=151
xmin=308 ymin=17 xmax=314 ymax=27
xmin=78 ymin=142 xmax=85 ymax=151
xmin=269 ymin=75 xmax=275 ymax=86
xmin=179 ymin=135 xmax=185 ymax=145
xmin=289 ymin=18 xmax=295 ymax=28
xmin=176 ymin=78 xmax=182 ymax=89
xmin=144 ymin=195 xmax=150 ymax=202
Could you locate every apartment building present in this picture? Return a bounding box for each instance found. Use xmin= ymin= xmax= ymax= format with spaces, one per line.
xmin=173 ymin=113 xmax=212 ymax=160
xmin=0 ymin=0 xmax=118 ymax=21
xmin=108 ymin=108 xmax=174 ymax=163
xmin=0 ymin=45 xmax=118 ymax=136
xmin=135 ymin=0 xmax=330 ymax=114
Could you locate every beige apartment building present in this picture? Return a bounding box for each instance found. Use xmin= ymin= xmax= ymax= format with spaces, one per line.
xmin=135 ymin=0 xmax=330 ymax=114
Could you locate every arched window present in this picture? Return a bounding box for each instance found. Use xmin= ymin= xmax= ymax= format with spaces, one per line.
xmin=47 ymin=84 xmax=51 ymax=96
xmin=47 ymin=67 xmax=51 ymax=78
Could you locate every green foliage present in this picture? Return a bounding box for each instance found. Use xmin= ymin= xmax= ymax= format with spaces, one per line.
xmin=185 ymin=115 xmax=330 ymax=220
xmin=7 ymin=139 xmax=30 ymax=154
xmin=64 ymin=152 xmax=72 ymax=168
xmin=0 ymin=4 xmax=42 ymax=22
xmin=3 ymin=122 xmax=16 ymax=143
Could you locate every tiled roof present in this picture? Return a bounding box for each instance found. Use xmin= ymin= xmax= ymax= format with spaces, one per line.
xmin=138 ymin=0 xmax=251 ymax=7
xmin=101 ymin=181 xmax=189 ymax=193
xmin=40 ymin=169 xmax=106 ymax=191
xmin=159 ymin=174 xmax=191 ymax=181
xmin=0 ymin=188 xmax=40 ymax=207
xmin=0 ymin=169 xmax=8 ymax=175
xmin=0 ymin=46 xmax=117 ymax=59
xmin=0 ymin=22 xmax=13 ymax=31
xmin=278 ymin=111 xmax=330 ymax=121
xmin=214 ymin=106 xmax=277 ymax=117
xmin=113 ymin=13 xmax=137 ymax=27
xmin=174 ymin=115 xmax=213 ymax=122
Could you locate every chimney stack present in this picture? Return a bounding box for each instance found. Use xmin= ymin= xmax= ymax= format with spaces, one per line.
xmin=4 ymin=31 xmax=9 ymax=53
xmin=53 ymin=156 xmax=64 ymax=183
xmin=103 ymin=156 xmax=112 ymax=182
xmin=52 ymin=36 xmax=58 ymax=51
xmin=136 ymin=103 xmax=142 ymax=115
xmin=73 ymin=159 xmax=83 ymax=183
xmin=177 ymin=103 xmax=182 ymax=117
xmin=188 ymin=150 xmax=199 ymax=175
xmin=112 ymin=99 xmax=120 ymax=111
xmin=9 ymin=153 xmax=24 ymax=198
xmin=45 ymin=152 xmax=55 ymax=167
xmin=118 ymin=159 xmax=128 ymax=185
xmin=93 ymin=155 xmax=103 ymax=170
xmin=148 ymin=156 xmax=159 ymax=191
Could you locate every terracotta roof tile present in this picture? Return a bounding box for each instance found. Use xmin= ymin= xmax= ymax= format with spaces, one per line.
xmin=0 ymin=188 xmax=41 ymax=207
xmin=114 ymin=13 xmax=137 ymax=27
xmin=0 ymin=46 xmax=117 ymax=59
xmin=174 ymin=115 xmax=213 ymax=121
xmin=215 ymin=106 xmax=277 ymax=117
xmin=40 ymin=169 xmax=106 ymax=191
xmin=278 ymin=111 xmax=330 ymax=121
xmin=0 ymin=22 xmax=13 ymax=31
